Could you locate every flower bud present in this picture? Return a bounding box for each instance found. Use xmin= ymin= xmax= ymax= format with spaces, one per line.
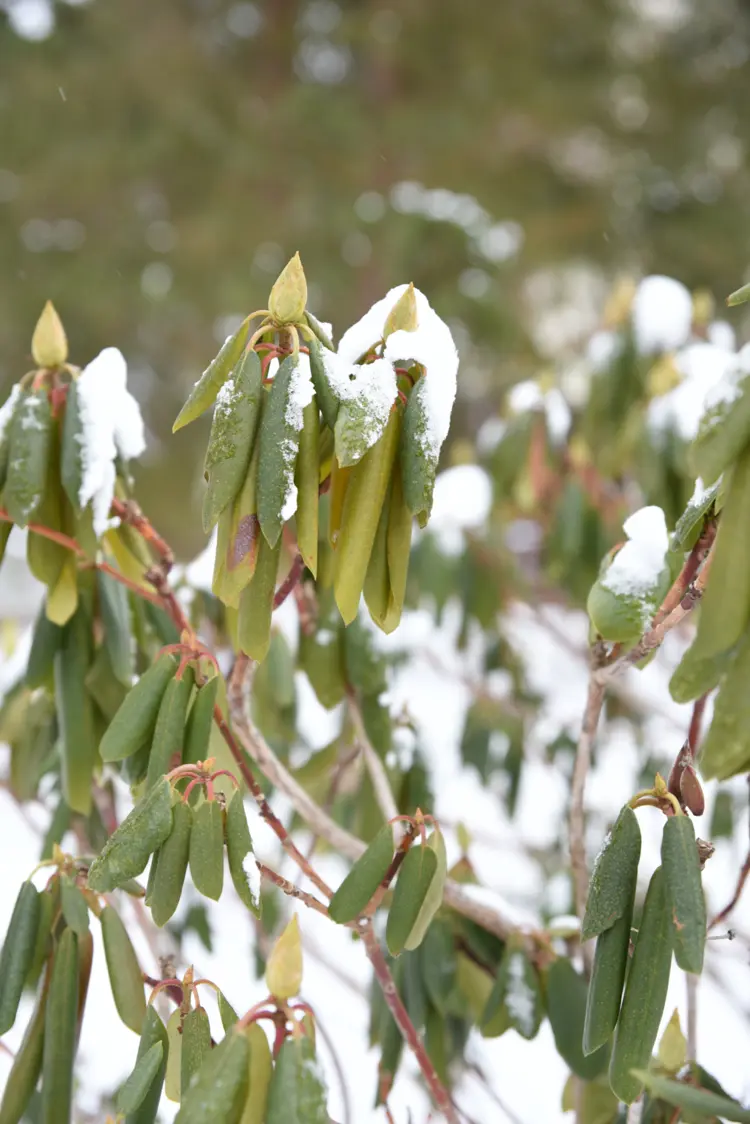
xmin=383 ymin=282 xmax=418 ymax=339
xmin=268 ymin=252 xmax=307 ymax=324
xmin=31 ymin=301 xmax=68 ymax=367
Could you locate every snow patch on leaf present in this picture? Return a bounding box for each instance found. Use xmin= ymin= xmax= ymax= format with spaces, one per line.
xmin=602 ymin=505 xmax=669 ymax=600
xmin=76 ymin=347 xmax=145 ymax=536
xmin=242 ymin=852 xmax=261 ymax=909
xmin=505 ymin=952 xmax=536 ymax=1038
xmin=0 ymin=386 xmax=21 ymax=443
xmin=284 ymin=353 xmax=315 ymax=432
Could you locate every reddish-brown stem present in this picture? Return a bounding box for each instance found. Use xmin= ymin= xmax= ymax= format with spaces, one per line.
xmin=111 ymin=497 xmax=174 ymax=569
xmin=274 ymin=552 xmax=304 ymax=608
xmin=688 ymin=693 xmax=709 ymax=752
xmin=360 ymin=924 xmax=458 ymax=1124
xmin=709 ymin=850 xmax=750 ymax=931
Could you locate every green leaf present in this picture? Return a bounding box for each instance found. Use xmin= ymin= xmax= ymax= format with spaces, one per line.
xmin=404 ymin=828 xmax=447 ymax=951
xmin=240 ymin=1023 xmax=272 ymax=1124
xmin=257 ymin=356 xmax=305 ymax=547
xmin=727 ymin=281 xmax=750 ymax=307
xmin=173 ymin=322 xmax=250 ymax=432
xmin=165 ymin=1009 xmax=183 ymax=1103
xmin=670 ymin=479 xmax=721 ymax=552
xmin=87 ymin=777 xmax=174 ymax=892
xmin=150 ymin=800 xmax=192 ymax=926
xmin=386 ymin=843 xmax=439 ymax=957
xmin=237 ymin=533 xmax=281 ymax=662
xmin=41 ymin=928 xmax=79 ymax=1124
xmin=400 ymin=377 xmax=439 ymax=524
xmin=100 ymin=905 xmax=146 ymax=1033
xmin=419 ymin=921 xmax=457 ymax=1016
xmin=691 ymin=447 xmax=750 ymax=661
xmin=298 ymin=626 xmax=346 ymax=710
xmin=60 ymin=875 xmax=89 ymax=936
xmin=202 ymin=348 xmax=263 ymax=533
xmin=699 ymin=630 xmax=750 ymax=779
xmin=100 ymin=653 xmax=178 ymax=763
xmin=225 ymin=792 xmax=261 ymax=916
xmin=304 ymin=311 xmax=334 ymax=352
xmin=174 ymin=1029 xmax=249 ymax=1124
xmin=124 ymin=1007 xmax=168 ymax=1124
xmin=334 ymin=408 xmax=401 ymax=625
xmin=182 ymin=677 xmax=219 ymax=770
xmin=218 ymin=991 xmax=239 ymax=1031
xmin=609 ymin=867 xmax=673 ymax=1104
xmin=661 ymin=815 xmax=706 ymax=973
xmin=97 ymin=570 xmax=134 ymax=686
xmin=54 ymin=603 xmax=98 ymax=815
xmin=25 ymin=601 xmax=63 ymax=690
xmin=60 ymin=379 xmax=84 ymax=512
xmin=181 ymin=1007 xmax=212 ymax=1097
xmin=669 ymin=639 xmax=735 ymax=705
xmin=116 ymin=1043 xmax=164 ymax=1116
xmin=265 ymin=1035 xmax=329 ymax=1124
xmin=295 ymin=399 xmax=320 ymax=576
xmin=189 ymin=798 xmax=225 ymax=901
xmin=0 ymin=881 xmax=41 ymax=1035
xmin=581 ymin=805 xmax=642 ymax=941
xmin=212 ymin=439 xmax=262 ymax=609
xmin=4 ymin=388 xmax=53 ymax=527
xmin=307 ymin=337 xmax=339 ymax=429
xmin=145 ymin=667 xmax=195 ymax=789
xmin=691 ymin=375 xmax=750 ymax=486
xmin=0 ymin=969 xmax=48 ymax=1124
xmin=583 ymin=911 xmax=633 ymax=1057
xmin=546 ymin=958 xmax=609 ymax=1080
xmin=328 ymin=823 xmax=394 ymax=924
xmin=632 ymin=1072 xmax=750 ymax=1122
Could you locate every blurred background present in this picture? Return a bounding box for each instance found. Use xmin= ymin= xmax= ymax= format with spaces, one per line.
xmin=1 ymin=0 xmax=749 ymax=557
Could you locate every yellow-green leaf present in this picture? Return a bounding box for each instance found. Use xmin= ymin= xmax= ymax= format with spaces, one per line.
xmin=265 ymin=915 xmax=303 ymax=1000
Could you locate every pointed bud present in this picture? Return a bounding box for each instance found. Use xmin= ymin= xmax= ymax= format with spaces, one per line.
xmin=265 ymin=915 xmax=302 ymax=1000
xmin=268 ymin=252 xmax=307 ymax=324
xmin=679 ymin=764 xmax=705 ymax=817
xmin=383 ymin=283 xmax=418 ymax=339
xmin=32 ymin=301 xmax=68 ymax=367
xmin=653 ymin=772 xmax=668 ymax=797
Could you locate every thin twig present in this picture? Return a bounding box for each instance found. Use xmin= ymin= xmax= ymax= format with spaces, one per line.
xmin=360 ymin=923 xmax=459 ymax=1124
xmin=273 ymin=551 xmax=304 ymax=608
xmin=256 ymin=863 xmax=330 ymax=918
xmin=709 ymin=851 xmax=750 ymax=931
xmin=349 ymin=695 xmax=399 ymax=823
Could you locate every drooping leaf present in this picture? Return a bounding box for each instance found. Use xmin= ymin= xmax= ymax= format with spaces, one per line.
xmin=100 ymin=905 xmax=146 ymax=1033
xmin=188 ymin=798 xmax=224 ymax=901
xmin=609 ymin=867 xmax=673 ymax=1104
xmin=386 ymin=843 xmax=438 ymax=958
xmin=202 ymin=348 xmax=263 ymax=533
xmin=99 ymin=653 xmax=178 ymax=763
xmin=41 ymin=928 xmax=79 ymax=1124
xmin=328 ymin=823 xmax=395 ymax=924
xmin=0 ymin=881 xmax=41 ymax=1035
xmin=581 ymin=805 xmax=642 ymax=941
xmin=661 ymin=814 xmax=706 ymax=974
xmin=632 ymin=1071 xmax=750 ymax=1123
xmin=173 ymin=1029 xmax=249 ymax=1124
xmin=116 ymin=1043 xmax=164 ymax=1117
xmin=87 ymin=778 xmax=174 ymax=892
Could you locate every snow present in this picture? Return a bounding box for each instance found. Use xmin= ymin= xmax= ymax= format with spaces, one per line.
xmin=708 ymin=319 xmax=736 ymax=352
xmin=505 ymin=951 xmax=537 ymax=1037
xmin=587 ymin=329 xmax=621 ymax=372
xmin=284 ymin=353 xmax=315 ymax=432
xmin=333 ymin=284 xmax=459 ymax=465
xmin=76 ymin=347 xmax=146 ymax=536
xmin=427 ymin=464 xmax=492 ymax=556
xmin=0 ymin=385 xmax=20 ymax=444
xmin=241 ymin=850 xmax=261 ymax=909
xmin=325 ymin=354 xmax=397 ymax=459
xmin=280 ymin=482 xmax=298 ymax=522
xmin=632 ymin=275 xmax=693 ymax=354
xmin=647 ymin=341 xmax=738 ymax=442
xmin=601 ymin=505 xmax=669 ymax=599
xmin=506 ymin=381 xmax=571 ymax=445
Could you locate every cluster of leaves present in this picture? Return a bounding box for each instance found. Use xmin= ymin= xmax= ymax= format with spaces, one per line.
xmin=174 ymin=255 xmax=457 ymax=662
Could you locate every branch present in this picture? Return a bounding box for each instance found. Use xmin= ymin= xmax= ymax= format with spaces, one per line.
xmin=348 ymin=695 xmax=399 ymax=823
xmin=256 ymin=862 xmax=330 ymax=919
xmin=359 ymin=922 xmax=459 ymax=1124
